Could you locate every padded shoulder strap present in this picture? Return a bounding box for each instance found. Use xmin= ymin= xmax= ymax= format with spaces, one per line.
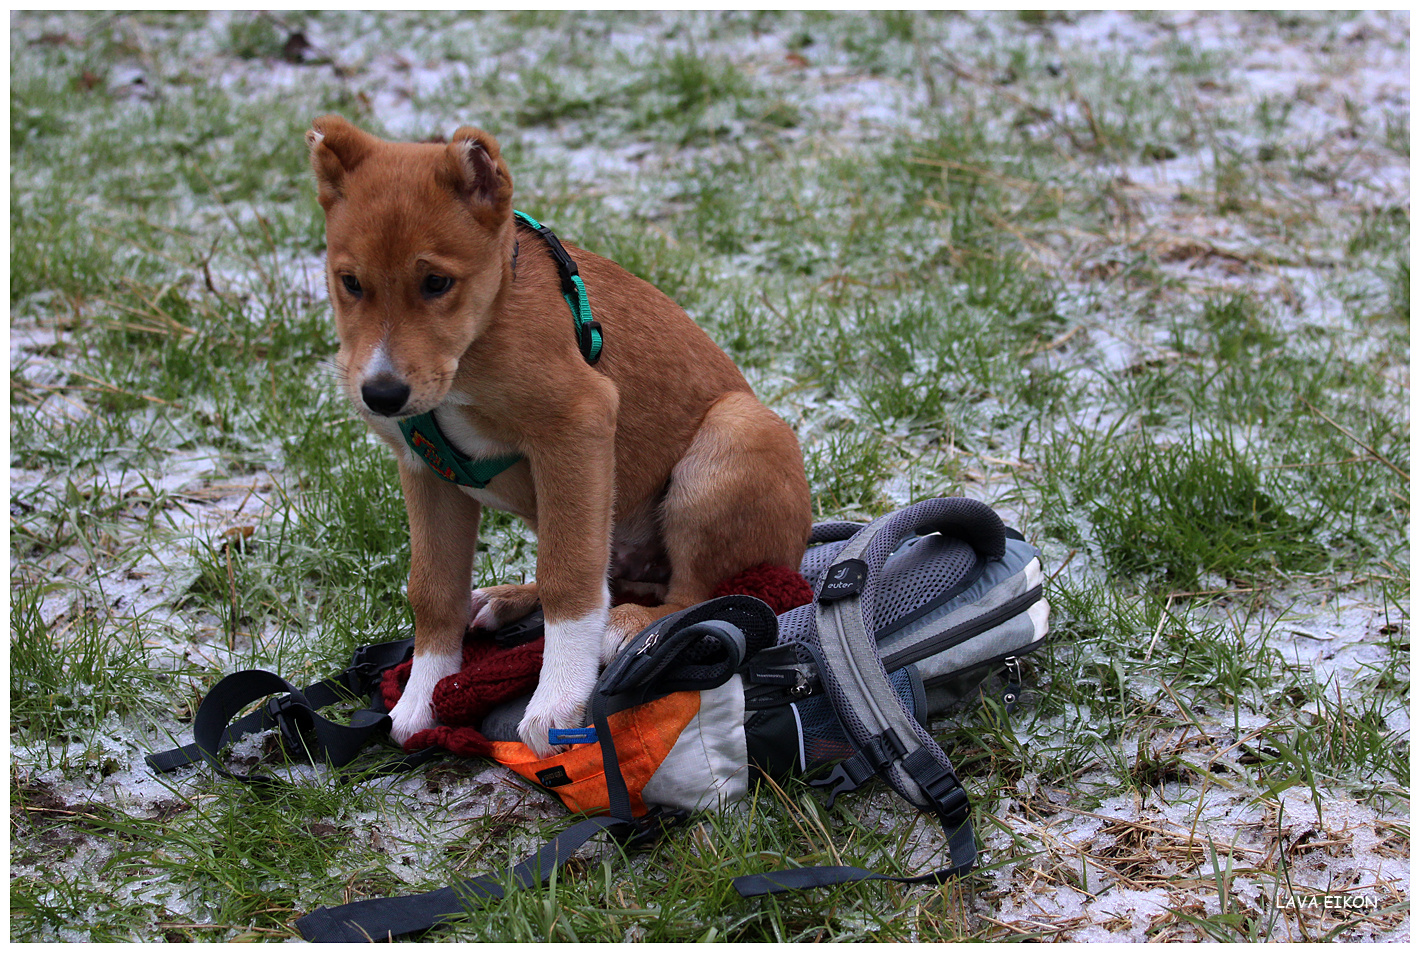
xmin=809 ymin=499 xmax=1004 ymax=869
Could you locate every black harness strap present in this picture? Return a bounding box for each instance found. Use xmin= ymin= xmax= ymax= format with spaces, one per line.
xmin=295 ymin=814 xmax=638 ymax=942
xmin=145 ymin=638 xmax=415 ymax=784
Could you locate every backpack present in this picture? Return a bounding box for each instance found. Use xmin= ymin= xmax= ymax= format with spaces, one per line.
xmin=147 ymin=497 xmax=1048 ymax=941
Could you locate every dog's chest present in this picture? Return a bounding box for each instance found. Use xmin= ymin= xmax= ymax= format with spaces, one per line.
xmin=437 ymin=409 xmax=525 ymax=511
xmin=429 ymin=403 xmax=518 ymax=463
xmin=369 ymin=406 xmax=524 ymax=512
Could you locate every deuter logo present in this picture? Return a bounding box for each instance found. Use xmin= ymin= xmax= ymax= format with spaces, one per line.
xmin=536 ymin=765 xmax=573 ymax=788
xmin=818 ymin=559 xmax=868 ymax=602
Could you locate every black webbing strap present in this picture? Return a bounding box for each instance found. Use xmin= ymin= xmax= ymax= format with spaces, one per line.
xmin=731 ymin=814 xmax=976 ymax=897
xmin=295 ymin=814 xmax=638 ymax=942
xmin=145 ymin=638 xmax=414 ymax=783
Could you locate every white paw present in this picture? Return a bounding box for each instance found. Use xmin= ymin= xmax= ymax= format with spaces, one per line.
xmin=388 ymin=650 xmax=462 ymax=744
xmin=388 ymin=693 xmax=439 ymax=745
xmin=517 ymin=683 xmax=590 ymax=758
xmin=518 ymin=604 xmax=606 ymax=756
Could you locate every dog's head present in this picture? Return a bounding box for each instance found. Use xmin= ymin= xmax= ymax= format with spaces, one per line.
xmin=306 ymin=115 xmax=514 ymax=419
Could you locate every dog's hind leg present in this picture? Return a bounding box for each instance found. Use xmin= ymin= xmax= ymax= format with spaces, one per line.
xmin=605 ymin=391 xmax=811 ymax=657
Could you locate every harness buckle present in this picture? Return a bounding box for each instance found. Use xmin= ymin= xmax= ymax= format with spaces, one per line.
xmin=265 ymin=693 xmax=316 ymax=758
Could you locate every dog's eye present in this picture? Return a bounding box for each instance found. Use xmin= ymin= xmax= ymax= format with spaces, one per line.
xmin=421 ymin=274 xmax=452 ymax=298
xmin=340 ymin=274 xmax=363 ymax=297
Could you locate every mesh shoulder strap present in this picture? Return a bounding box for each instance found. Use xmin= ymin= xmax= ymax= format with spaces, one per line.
xmin=737 ymin=498 xmax=1005 ymax=896
xmin=816 ymin=498 xmax=1002 ymax=812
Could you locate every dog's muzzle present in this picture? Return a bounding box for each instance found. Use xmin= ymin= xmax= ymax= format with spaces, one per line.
xmin=361 ymin=375 xmax=411 ymax=417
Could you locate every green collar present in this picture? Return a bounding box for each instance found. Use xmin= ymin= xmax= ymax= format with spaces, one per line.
xmin=397 ymin=210 xmax=600 ymax=488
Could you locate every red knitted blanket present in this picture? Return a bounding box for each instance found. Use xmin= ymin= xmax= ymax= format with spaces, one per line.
xmin=381 ymin=563 xmax=812 ymax=757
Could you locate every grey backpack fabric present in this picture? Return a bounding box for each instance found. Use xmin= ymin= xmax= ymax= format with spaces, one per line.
xmin=745 ymin=498 xmax=1047 ymax=783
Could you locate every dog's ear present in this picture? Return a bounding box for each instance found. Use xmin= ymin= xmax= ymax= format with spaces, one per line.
xmin=442 ymin=126 xmax=513 ymax=225
xmin=306 ymin=114 xmax=376 ymax=208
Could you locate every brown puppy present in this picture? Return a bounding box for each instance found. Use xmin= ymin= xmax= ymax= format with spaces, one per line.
xmin=306 ymin=116 xmax=811 ymax=756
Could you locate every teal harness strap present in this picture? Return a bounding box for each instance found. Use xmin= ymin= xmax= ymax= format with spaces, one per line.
xmin=398 ymin=210 xmax=600 ymax=488
xmin=398 ymin=413 xmax=522 ymax=489
xmin=513 ymin=210 xmax=603 ymax=364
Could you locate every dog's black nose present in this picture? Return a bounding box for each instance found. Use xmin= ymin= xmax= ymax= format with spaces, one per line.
xmin=361 ymin=376 xmax=411 ymax=417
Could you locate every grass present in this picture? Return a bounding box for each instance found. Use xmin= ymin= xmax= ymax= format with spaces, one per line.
xmin=1040 ymin=422 xmax=1331 ymax=590
xmin=9 ymin=9 xmax=1409 ymax=943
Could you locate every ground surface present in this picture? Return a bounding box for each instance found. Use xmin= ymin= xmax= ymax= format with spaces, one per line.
xmin=9 ymin=10 xmax=1410 ymax=942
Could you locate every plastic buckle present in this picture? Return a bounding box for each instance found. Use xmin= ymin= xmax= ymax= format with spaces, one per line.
xmin=861 ymin=728 xmax=907 ymax=773
xmin=265 ymin=694 xmax=315 ymax=757
xmin=935 ymin=785 xmax=971 ymax=830
xmin=920 ymin=768 xmax=970 ymax=829
xmin=808 ymin=754 xmax=873 ymax=809
xmin=346 ymin=641 xmax=413 ymax=694
xmin=903 ymin=748 xmax=971 ymax=829
xmin=534 ymin=223 xmax=579 ymax=283
xmin=616 ymin=807 xmax=688 ymax=849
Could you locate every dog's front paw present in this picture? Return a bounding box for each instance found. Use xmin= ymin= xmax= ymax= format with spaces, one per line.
xmin=388 ymin=693 xmax=440 ymax=745
xmin=519 ymin=605 xmax=606 ymax=756
xmin=517 ymin=684 xmax=590 ymax=758
xmin=388 ymin=650 xmax=463 ymax=745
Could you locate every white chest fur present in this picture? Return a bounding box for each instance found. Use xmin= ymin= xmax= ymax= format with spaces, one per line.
xmin=366 ymin=404 xmax=523 ymax=511
xmin=429 ymin=399 xmax=519 ymax=463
